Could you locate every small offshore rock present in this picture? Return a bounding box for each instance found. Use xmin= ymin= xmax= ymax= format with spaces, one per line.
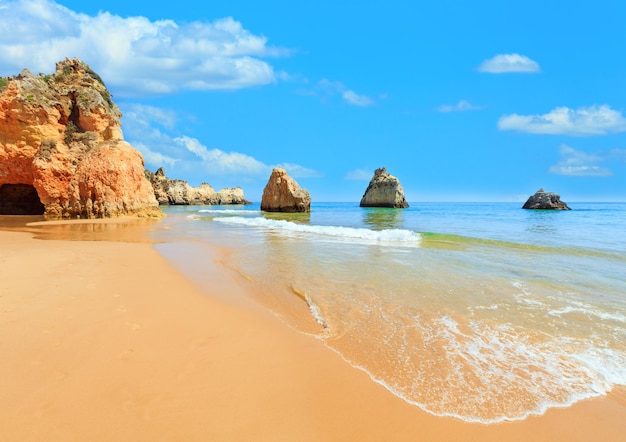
xmin=522 ymin=188 xmax=571 ymax=210
xmin=360 ymin=167 xmax=409 ymax=208
xmin=261 ymin=167 xmax=311 ymax=212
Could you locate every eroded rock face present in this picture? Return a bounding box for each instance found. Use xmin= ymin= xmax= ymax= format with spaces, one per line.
xmin=260 ymin=167 xmax=311 ymax=212
xmin=360 ymin=167 xmax=409 ymax=208
xmin=0 ymin=58 xmax=161 ymax=219
xmin=145 ymin=167 xmax=250 ymax=205
xmin=522 ymin=188 xmax=571 ymax=210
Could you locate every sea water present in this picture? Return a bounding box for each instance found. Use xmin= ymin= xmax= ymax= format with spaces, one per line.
xmin=152 ymin=202 xmax=626 ymax=423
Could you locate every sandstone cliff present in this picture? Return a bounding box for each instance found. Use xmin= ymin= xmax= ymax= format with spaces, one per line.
xmin=0 ymin=58 xmax=161 ymax=219
xmin=522 ymin=188 xmax=571 ymax=210
xmin=360 ymin=167 xmax=409 ymax=208
xmin=260 ymin=167 xmax=311 ymax=212
xmin=145 ymin=168 xmax=250 ymax=205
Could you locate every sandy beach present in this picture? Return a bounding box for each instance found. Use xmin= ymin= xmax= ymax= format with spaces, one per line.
xmin=1 ymin=219 xmax=625 ymax=441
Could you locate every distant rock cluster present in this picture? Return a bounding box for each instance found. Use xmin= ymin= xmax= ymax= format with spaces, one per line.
xmin=522 ymin=188 xmax=571 ymax=210
xmin=145 ymin=168 xmax=250 ymax=206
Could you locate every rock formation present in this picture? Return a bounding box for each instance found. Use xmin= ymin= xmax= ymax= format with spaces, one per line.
xmin=260 ymin=167 xmax=311 ymax=212
xmin=145 ymin=167 xmax=250 ymax=205
xmin=0 ymin=58 xmax=161 ymax=219
xmin=360 ymin=167 xmax=409 ymax=208
xmin=522 ymin=188 xmax=571 ymax=210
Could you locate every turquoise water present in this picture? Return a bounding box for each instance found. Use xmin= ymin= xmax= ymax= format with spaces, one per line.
xmin=153 ymin=202 xmax=626 ymax=423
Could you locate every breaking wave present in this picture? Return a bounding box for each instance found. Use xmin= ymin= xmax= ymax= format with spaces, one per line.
xmin=213 ymin=216 xmax=421 ymax=246
xmin=197 ymin=209 xmax=261 ymax=215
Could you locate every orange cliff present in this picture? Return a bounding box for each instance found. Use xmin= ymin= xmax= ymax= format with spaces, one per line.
xmin=0 ymin=58 xmax=161 ymax=219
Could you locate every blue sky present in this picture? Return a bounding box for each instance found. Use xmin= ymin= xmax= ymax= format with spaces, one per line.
xmin=1 ymin=0 xmax=625 ymax=202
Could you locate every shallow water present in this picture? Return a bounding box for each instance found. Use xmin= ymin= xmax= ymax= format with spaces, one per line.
xmin=154 ymin=202 xmax=626 ymax=423
xmin=0 ymin=215 xmax=161 ymax=242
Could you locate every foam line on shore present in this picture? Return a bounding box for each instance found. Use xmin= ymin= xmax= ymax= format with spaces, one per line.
xmin=290 ymin=285 xmax=329 ymax=332
xmin=197 ymin=209 xmax=261 ymax=215
xmin=213 ymin=216 xmax=422 ymax=246
xmin=315 ymin=312 xmax=626 ymax=424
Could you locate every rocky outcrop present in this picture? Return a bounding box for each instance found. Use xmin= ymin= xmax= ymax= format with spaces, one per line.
xmin=0 ymin=58 xmax=161 ymax=219
xmin=522 ymin=188 xmax=571 ymax=210
xmin=260 ymin=167 xmax=311 ymax=212
xmin=145 ymin=167 xmax=250 ymax=205
xmin=360 ymin=167 xmax=409 ymax=208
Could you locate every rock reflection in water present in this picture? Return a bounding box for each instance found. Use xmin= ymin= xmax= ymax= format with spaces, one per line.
xmin=362 ymin=207 xmax=404 ymax=230
xmin=0 ymin=216 xmax=161 ymax=243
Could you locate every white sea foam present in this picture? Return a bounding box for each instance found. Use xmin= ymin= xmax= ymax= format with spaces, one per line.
xmin=319 ymin=307 xmax=626 ymax=424
xmin=213 ymin=216 xmax=422 ymax=246
xmin=304 ymin=295 xmax=328 ymax=331
xmin=548 ymin=304 xmax=626 ymax=323
xmin=472 ymin=304 xmax=499 ymax=310
xmin=197 ymin=209 xmax=261 ymax=215
xmin=511 ymin=281 xmax=549 ymax=308
xmin=422 ymin=315 xmax=626 ymax=422
xmin=290 ymin=285 xmax=329 ymax=331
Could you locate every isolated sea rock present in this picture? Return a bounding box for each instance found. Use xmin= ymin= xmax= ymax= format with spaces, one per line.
xmin=0 ymin=58 xmax=161 ymax=219
xmin=360 ymin=167 xmax=409 ymax=208
xmin=522 ymin=188 xmax=571 ymax=210
xmin=144 ymin=167 xmax=250 ymax=205
xmin=260 ymin=167 xmax=311 ymax=212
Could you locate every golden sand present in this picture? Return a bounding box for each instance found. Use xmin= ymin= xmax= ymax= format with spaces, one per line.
xmin=0 ymin=220 xmax=624 ymax=441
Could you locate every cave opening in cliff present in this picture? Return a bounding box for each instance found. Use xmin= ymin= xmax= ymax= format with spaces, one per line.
xmin=0 ymin=184 xmax=45 ymax=215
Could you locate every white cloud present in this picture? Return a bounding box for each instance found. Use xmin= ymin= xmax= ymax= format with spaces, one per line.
xmin=173 ymin=136 xmax=324 ymax=178
xmin=549 ymin=144 xmax=613 ymax=176
xmin=318 ymin=78 xmax=344 ymax=92
xmin=342 ymin=90 xmax=374 ymax=107
xmin=308 ymin=79 xmax=375 ymax=106
xmin=607 ymin=148 xmax=626 ymax=161
xmin=277 ymin=71 xmax=309 ymax=83
xmin=125 ymin=104 xmax=178 ymax=129
xmin=121 ymin=105 xmax=320 ymax=182
xmin=0 ymin=0 xmax=285 ymax=96
xmin=133 ymin=142 xmax=179 ymax=168
xmin=478 ymin=53 xmax=540 ymax=73
xmin=436 ymin=99 xmax=483 ymax=113
xmin=498 ymin=105 xmax=626 ymax=136
xmin=276 ymin=163 xmax=323 ymax=178
xmin=122 ymin=104 xmax=184 ymax=161
xmin=174 ymin=136 xmax=270 ymax=176
xmin=344 ymin=168 xmax=373 ymax=180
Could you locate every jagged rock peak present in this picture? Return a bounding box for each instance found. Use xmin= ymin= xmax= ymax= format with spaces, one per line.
xmin=522 ymin=188 xmax=571 ymax=210
xmin=260 ymin=167 xmax=311 ymax=213
xmin=360 ymin=167 xmax=409 ymax=208
xmin=144 ymin=168 xmax=250 ymax=206
xmin=0 ymin=58 xmax=160 ymax=219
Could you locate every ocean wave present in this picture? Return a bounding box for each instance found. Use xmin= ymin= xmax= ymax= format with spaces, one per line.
xmin=291 ymin=286 xmax=329 ymax=332
xmin=315 ymin=304 xmax=626 ymax=423
xmin=197 ymin=209 xmax=261 ymax=215
xmin=548 ymin=303 xmax=626 ymax=323
xmin=213 ymin=216 xmax=422 ymax=246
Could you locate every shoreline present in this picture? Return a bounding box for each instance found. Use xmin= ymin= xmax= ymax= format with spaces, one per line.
xmin=1 ymin=218 xmax=625 ymax=441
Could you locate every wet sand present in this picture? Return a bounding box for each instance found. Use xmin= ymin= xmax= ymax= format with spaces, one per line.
xmin=1 ymin=219 xmax=625 ymax=441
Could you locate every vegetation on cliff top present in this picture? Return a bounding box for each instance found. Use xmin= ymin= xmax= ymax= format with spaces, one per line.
xmin=1 ymin=60 xmax=113 ymax=108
